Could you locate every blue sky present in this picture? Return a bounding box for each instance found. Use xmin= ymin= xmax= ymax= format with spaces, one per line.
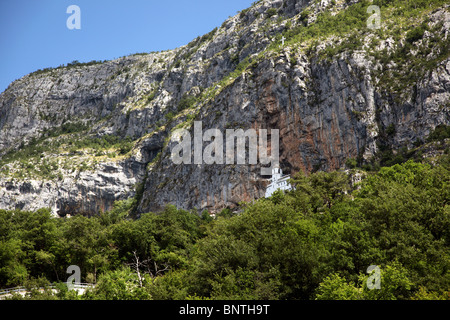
xmin=0 ymin=0 xmax=255 ymax=93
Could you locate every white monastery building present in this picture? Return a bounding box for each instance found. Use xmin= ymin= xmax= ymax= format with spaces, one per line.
xmin=265 ymin=165 xmax=293 ymax=198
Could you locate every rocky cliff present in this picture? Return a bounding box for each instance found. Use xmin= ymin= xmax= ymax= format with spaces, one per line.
xmin=1 ymin=0 xmax=449 ymax=216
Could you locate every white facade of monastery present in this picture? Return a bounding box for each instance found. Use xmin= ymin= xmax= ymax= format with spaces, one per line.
xmin=265 ymin=166 xmax=293 ymax=198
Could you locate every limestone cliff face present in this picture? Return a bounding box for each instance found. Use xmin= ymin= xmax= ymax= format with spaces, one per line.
xmin=139 ymin=47 xmax=450 ymax=213
xmin=0 ymin=0 xmax=449 ymax=216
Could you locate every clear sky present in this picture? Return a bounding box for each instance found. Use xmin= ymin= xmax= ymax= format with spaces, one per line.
xmin=0 ymin=0 xmax=255 ymax=94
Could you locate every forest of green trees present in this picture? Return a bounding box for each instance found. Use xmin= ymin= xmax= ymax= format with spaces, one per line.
xmin=0 ymin=155 xmax=448 ymax=300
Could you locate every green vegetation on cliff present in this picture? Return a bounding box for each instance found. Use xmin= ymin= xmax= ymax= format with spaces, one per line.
xmin=1 ymin=155 xmax=448 ymax=300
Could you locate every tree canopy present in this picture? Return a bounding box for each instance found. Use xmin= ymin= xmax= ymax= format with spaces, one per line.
xmin=1 ymin=156 xmax=448 ymax=300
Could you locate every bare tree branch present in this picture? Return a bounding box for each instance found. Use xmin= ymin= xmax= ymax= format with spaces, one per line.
xmin=127 ymin=251 xmax=171 ymax=284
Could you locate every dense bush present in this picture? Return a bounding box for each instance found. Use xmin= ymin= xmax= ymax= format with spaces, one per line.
xmin=177 ymin=94 xmax=198 ymax=112
xmin=427 ymin=125 xmax=450 ymax=143
xmin=266 ymin=8 xmax=277 ymax=18
xmin=405 ymin=26 xmax=425 ymax=44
